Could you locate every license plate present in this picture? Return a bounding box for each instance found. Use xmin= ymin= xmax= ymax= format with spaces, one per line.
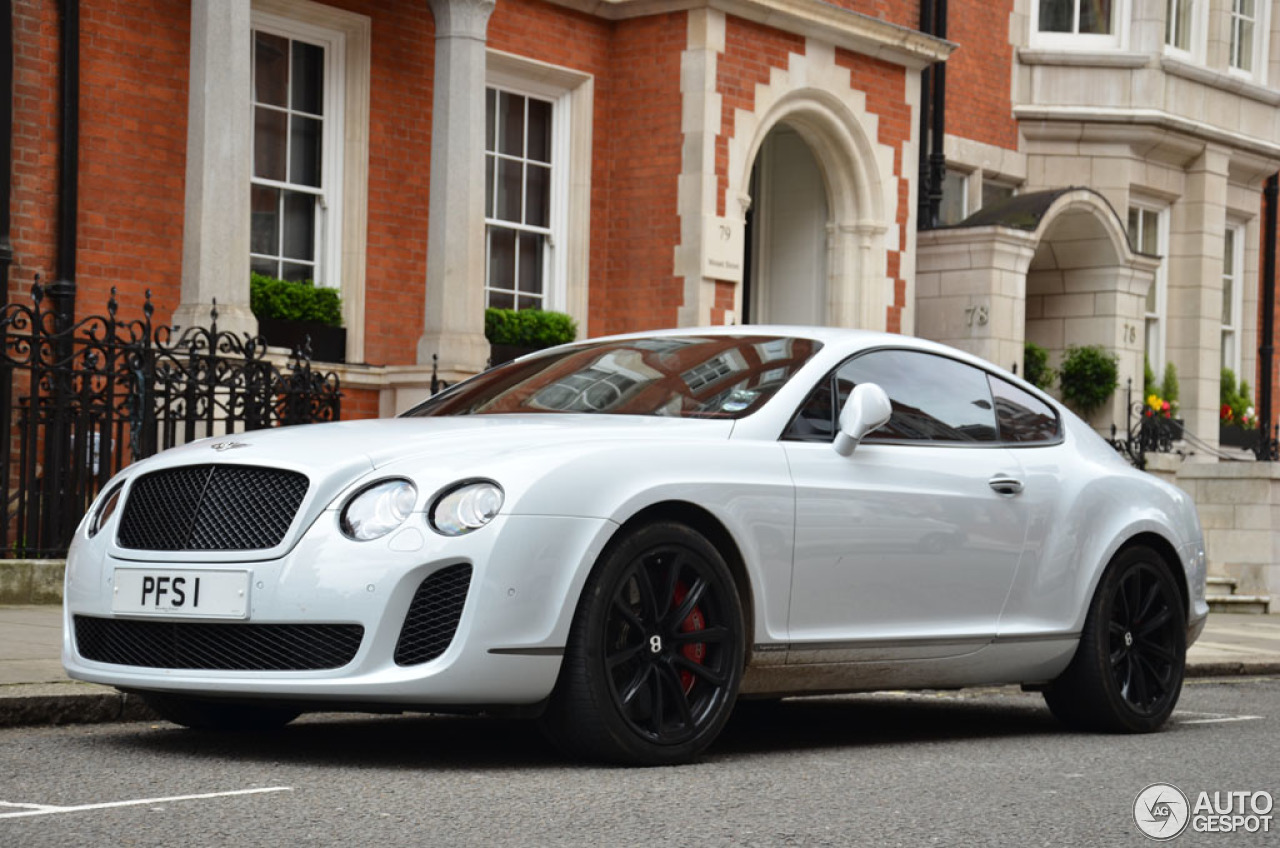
xmin=112 ymin=569 xmax=250 ymax=619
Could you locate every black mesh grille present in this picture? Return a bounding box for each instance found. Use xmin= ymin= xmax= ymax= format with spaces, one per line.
xmin=394 ymin=564 xmax=473 ymax=666
xmin=74 ymin=615 xmax=362 ymax=671
xmin=117 ymin=465 xmax=309 ymax=551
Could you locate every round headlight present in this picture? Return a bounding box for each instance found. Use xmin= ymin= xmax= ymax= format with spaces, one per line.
xmin=88 ymin=484 xmax=124 ymax=538
xmin=430 ymin=481 xmax=504 ymax=536
xmin=341 ymin=479 xmax=418 ymax=541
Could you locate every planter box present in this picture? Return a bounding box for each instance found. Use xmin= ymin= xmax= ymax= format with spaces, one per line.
xmin=488 ymin=343 xmax=541 ymax=367
xmin=1219 ymin=423 xmax=1259 ymax=450
xmin=258 ymin=317 xmax=346 ymax=363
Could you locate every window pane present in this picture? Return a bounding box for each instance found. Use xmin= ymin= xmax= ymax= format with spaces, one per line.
xmin=496 ymin=159 xmax=522 ymax=222
xmin=527 ymin=98 xmax=552 ymax=163
xmin=485 ymin=89 xmax=496 ymax=153
xmin=488 ymin=226 xmax=516 ymax=291
xmin=1141 ymin=209 xmax=1158 ymax=254
xmin=982 ymin=181 xmax=1014 ymax=209
xmin=291 ymin=41 xmax=324 ymax=116
xmin=836 ymin=350 xmax=999 ymax=443
xmin=499 ymin=92 xmax=524 ymax=157
xmin=251 ymin=185 xmax=280 ymax=256
xmin=251 ymin=256 xmax=279 ymax=278
xmin=989 ymin=377 xmax=1060 ymax=443
xmin=526 ymin=164 xmax=550 ymax=227
xmin=254 ymin=32 xmax=288 ymax=108
xmin=518 ymin=232 xmax=543 ymax=295
xmin=485 ymin=154 xmax=495 ymax=218
xmin=1167 ymin=0 xmax=1192 ymax=50
xmin=281 ymin=262 xmax=313 ymax=282
xmin=290 ymin=115 xmax=322 ymax=187
xmin=1039 ymin=0 xmax=1073 ymax=32
xmin=282 ymin=190 xmax=315 ymax=262
xmin=254 ymin=107 xmax=287 ymax=181
xmin=939 ymin=170 xmax=967 ymax=225
xmin=1237 ymin=20 xmax=1254 ymax=71
xmin=1079 ymin=0 xmax=1112 ymax=34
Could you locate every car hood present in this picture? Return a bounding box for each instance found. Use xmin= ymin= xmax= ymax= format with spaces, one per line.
xmin=140 ymin=414 xmax=736 ymax=477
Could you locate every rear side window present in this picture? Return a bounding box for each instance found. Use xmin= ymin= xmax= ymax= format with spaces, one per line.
xmin=988 ymin=376 xmax=1060 ymax=443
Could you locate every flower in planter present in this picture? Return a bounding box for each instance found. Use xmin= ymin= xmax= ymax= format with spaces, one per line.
xmin=1144 ymin=393 xmax=1172 ymax=419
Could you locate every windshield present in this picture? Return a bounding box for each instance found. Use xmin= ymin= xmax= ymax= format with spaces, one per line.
xmin=403 ymin=335 xmax=822 ymax=419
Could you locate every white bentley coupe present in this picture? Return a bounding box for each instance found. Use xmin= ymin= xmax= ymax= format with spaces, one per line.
xmin=63 ymin=327 xmax=1208 ymax=764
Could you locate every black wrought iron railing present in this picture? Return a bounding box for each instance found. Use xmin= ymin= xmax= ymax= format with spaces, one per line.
xmin=1 ymin=278 xmax=341 ymax=558
xmin=1108 ymin=379 xmax=1185 ymax=470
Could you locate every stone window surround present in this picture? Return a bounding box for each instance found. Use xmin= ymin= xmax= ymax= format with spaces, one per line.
xmin=250 ymin=12 xmax=345 ymax=291
xmin=485 ymin=50 xmax=593 ymax=332
xmin=253 ymin=0 xmax=371 ymax=363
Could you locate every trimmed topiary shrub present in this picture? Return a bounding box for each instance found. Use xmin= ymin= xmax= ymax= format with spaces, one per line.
xmin=250 ymin=273 xmax=343 ymax=327
xmin=1023 ymin=341 xmax=1054 ymax=390
xmin=484 ymin=308 xmax=577 ymax=349
xmin=1058 ymin=344 xmax=1118 ymax=415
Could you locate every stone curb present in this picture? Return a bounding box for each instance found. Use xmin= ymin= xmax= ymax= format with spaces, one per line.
xmin=1184 ymin=660 xmax=1280 ymax=678
xmin=0 ymin=683 xmax=158 ymax=728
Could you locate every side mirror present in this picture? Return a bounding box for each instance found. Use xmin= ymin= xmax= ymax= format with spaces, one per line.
xmin=832 ymin=383 xmax=892 ymax=457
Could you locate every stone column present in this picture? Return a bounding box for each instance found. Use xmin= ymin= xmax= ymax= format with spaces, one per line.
xmin=173 ymin=0 xmax=256 ymax=337
xmin=417 ymin=0 xmax=495 ymax=375
xmin=1168 ymin=145 xmax=1230 ymax=445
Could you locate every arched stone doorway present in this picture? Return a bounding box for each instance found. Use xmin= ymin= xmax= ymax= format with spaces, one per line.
xmin=744 ymin=125 xmax=830 ymax=325
xmin=916 ymin=189 xmax=1159 ymax=428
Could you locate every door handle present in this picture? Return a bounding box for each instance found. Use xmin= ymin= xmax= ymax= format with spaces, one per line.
xmin=988 ymin=475 xmax=1024 ymax=496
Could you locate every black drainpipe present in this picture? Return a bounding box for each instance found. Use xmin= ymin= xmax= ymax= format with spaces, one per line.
xmin=1 ymin=0 xmax=13 ymax=300
xmin=917 ymin=0 xmax=948 ymax=230
xmin=916 ymin=0 xmax=934 ymax=229
xmin=1257 ymin=173 xmax=1278 ymax=461
xmin=49 ymin=0 xmax=79 ymax=333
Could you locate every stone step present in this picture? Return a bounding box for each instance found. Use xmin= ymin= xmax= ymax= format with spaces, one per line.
xmin=1207 ymin=594 xmax=1272 ymax=615
xmin=1206 ymin=575 xmax=1240 ymax=597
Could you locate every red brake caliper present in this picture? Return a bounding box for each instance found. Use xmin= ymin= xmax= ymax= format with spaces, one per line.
xmin=672 ymin=581 xmax=706 ymax=693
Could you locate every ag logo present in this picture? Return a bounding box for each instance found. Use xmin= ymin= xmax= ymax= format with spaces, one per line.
xmin=1134 ymin=783 xmax=1190 ymax=840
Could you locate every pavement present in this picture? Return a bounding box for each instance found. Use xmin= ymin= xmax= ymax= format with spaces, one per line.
xmin=1 ymin=605 xmax=1278 ymax=729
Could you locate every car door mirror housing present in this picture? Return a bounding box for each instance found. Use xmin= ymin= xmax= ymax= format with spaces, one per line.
xmin=833 ymin=383 xmax=892 ymax=456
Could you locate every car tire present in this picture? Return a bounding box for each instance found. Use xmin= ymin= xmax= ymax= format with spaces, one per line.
xmin=540 ymin=520 xmax=745 ymax=765
xmin=141 ymin=693 xmax=300 ymax=732
xmin=1044 ymin=545 xmax=1186 ymax=733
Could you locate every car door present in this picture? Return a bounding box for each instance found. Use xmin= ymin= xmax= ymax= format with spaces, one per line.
xmin=782 ymin=349 xmax=1031 ymax=661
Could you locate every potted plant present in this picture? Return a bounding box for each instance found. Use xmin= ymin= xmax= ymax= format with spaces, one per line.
xmin=1058 ymin=344 xmax=1118 ymax=419
xmin=485 ymin=307 xmax=578 ymax=366
xmin=250 ymin=273 xmax=346 ymax=363
xmin=1023 ymin=341 xmax=1055 ymax=389
xmin=1219 ymin=368 xmax=1258 ymax=449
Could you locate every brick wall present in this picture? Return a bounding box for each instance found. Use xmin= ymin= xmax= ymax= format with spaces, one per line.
xmin=10 ymin=0 xmax=63 ymax=305
xmin=945 ymin=0 xmax=1017 ymax=151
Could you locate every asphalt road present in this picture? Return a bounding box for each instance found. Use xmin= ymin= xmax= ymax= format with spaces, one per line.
xmin=2 ymin=678 xmax=1277 ymax=847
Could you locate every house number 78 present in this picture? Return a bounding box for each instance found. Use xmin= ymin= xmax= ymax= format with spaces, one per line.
xmin=965 ymin=305 xmax=989 ymax=327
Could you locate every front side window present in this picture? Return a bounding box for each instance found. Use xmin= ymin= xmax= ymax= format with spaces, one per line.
xmin=485 ymin=88 xmax=553 ymax=311
xmin=406 ymin=336 xmax=821 ymax=420
xmin=787 ymin=350 xmax=1001 ymax=444
xmin=989 ymin=376 xmax=1061 ymax=443
xmin=251 ymin=30 xmax=329 ymax=283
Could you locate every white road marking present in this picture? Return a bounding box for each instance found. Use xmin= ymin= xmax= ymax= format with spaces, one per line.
xmin=0 ymin=787 xmax=292 ymax=820
xmin=1175 ymin=710 xmax=1265 ymax=725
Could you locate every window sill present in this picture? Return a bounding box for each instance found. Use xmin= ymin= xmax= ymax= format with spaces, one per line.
xmin=1018 ymin=48 xmax=1149 ymax=68
xmin=1161 ymin=55 xmax=1280 ymax=105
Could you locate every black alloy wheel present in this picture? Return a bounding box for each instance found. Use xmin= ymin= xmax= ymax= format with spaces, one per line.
xmin=541 ymin=521 xmax=745 ymax=765
xmin=1044 ymin=545 xmax=1186 ymax=733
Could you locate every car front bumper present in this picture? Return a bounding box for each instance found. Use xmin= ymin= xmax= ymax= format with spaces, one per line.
xmin=62 ymin=513 xmax=615 ymax=707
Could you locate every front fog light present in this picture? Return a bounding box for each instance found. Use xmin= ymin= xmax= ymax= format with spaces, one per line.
xmin=430 ymin=481 xmax=503 ymax=536
xmin=341 ymin=479 xmax=417 ymax=541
